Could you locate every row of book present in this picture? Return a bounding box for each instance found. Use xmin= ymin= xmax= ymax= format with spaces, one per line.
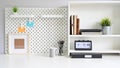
xmin=70 ymin=15 xmax=102 ymax=35
xmin=70 ymin=15 xmax=80 ymax=35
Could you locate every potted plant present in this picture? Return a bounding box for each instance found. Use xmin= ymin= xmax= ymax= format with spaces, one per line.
xmin=100 ymin=17 xmax=111 ymax=35
xmin=12 ymin=6 xmax=18 ymax=14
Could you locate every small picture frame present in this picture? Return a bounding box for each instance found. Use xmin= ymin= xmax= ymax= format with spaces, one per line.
xmin=8 ymin=34 xmax=29 ymax=54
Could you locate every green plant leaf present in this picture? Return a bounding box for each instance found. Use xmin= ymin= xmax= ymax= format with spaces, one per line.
xmin=13 ymin=6 xmax=18 ymax=13
xmin=100 ymin=17 xmax=111 ymax=26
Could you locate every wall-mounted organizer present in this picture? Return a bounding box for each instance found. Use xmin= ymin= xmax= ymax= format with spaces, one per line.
xmin=5 ymin=8 xmax=68 ymax=55
xmin=68 ymin=1 xmax=120 ymax=56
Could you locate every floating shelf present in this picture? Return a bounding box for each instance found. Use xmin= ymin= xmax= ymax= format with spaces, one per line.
xmin=70 ymin=50 xmax=120 ymax=54
xmin=10 ymin=15 xmax=34 ymax=18
xmin=70 ymin=35 xmax=120 ymax=38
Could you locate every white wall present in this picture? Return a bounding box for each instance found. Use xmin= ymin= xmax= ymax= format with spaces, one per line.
xmin=0 ymin=0 xmax=116 ymax=53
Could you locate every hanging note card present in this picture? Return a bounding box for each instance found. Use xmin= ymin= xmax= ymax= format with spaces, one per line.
xmin=26 ymin=21 xmax=34 ymax=27
xmin=18 ymin=26 xmax=25 ymax=32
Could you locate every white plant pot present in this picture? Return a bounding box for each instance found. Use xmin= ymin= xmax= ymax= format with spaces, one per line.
xmin=102 ymin=26 xmax=111 ymax=35
xmin=13 ymin=12 xmax=18 ymax=15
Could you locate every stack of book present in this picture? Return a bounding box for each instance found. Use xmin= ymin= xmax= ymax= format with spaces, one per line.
xmin=70 ymin=15 xmax=80 ymax=35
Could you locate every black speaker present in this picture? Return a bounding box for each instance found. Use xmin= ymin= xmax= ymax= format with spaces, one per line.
xmin=70 ymin=53 xmax=102 ymax=58
xmin=92 ymin=54 xmax=102 ymax=58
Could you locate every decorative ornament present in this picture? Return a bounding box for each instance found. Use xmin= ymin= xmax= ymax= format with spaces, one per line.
xmin=18 ymin=23 xmax=25 ymax=32
xmin=26 ymin=21 xmax=34 ymax=27
xmin=26 ymin=18 xmax=34 ymax=27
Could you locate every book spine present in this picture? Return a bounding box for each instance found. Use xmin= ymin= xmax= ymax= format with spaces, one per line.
xmin=73 ymin=15 xmax=77 ymax=35
xmin=71 ymin=15 xmax=73 ymax=35
xmin=76 ymin=18 xmax=80 ymax=35
xmin=70 ymin=15 xmax=72 ymax=35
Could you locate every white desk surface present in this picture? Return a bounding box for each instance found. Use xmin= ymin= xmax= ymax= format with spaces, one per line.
xmin=0 ymin=55 xmax=120 ymax=68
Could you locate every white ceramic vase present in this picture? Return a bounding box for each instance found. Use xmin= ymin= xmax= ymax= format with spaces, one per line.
xmin=49 ymin=47 xmax=57 ymax=57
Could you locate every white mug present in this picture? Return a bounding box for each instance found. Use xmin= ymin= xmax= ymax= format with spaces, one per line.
xmin=49 ymin=47 xmax=57 ymax=57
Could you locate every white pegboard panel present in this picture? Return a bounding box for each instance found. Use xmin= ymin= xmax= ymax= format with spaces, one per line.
xmin=5 ymin=8 xmax=68 ymax=55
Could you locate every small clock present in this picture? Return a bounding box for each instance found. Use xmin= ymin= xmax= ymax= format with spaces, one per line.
xmin=74 ymin=40 xmax=92 ymax=50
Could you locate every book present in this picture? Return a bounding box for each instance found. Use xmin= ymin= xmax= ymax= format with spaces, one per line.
xmin=76 ymin=18 xmax=80 ymax=35
xmin=73 ymin=15 xmax=77 ymax=35
xmin=81 ymin=32 xmax=102 ymax=35
xmin=70 ymin=16 xmax=72 ymax=35
xmin=79 ymin=29 xmax=102 ymax=35
xmin=80 ymin=29 xmax=102 ymax=32
xmin=70 ymin=15 xmax=80 ymax=35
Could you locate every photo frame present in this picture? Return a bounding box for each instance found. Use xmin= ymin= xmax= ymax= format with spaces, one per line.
xmin=8 ymin=34 xmax=29 ymax=54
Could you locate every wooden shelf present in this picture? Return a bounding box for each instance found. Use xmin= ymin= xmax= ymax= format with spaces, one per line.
xmin=70 ymin=35 xmax=120 ymax=38
xmin=10 ymin=15 xmax=34 ymax=18
xmin=70 ymin=50 xmax=120 ymax=54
